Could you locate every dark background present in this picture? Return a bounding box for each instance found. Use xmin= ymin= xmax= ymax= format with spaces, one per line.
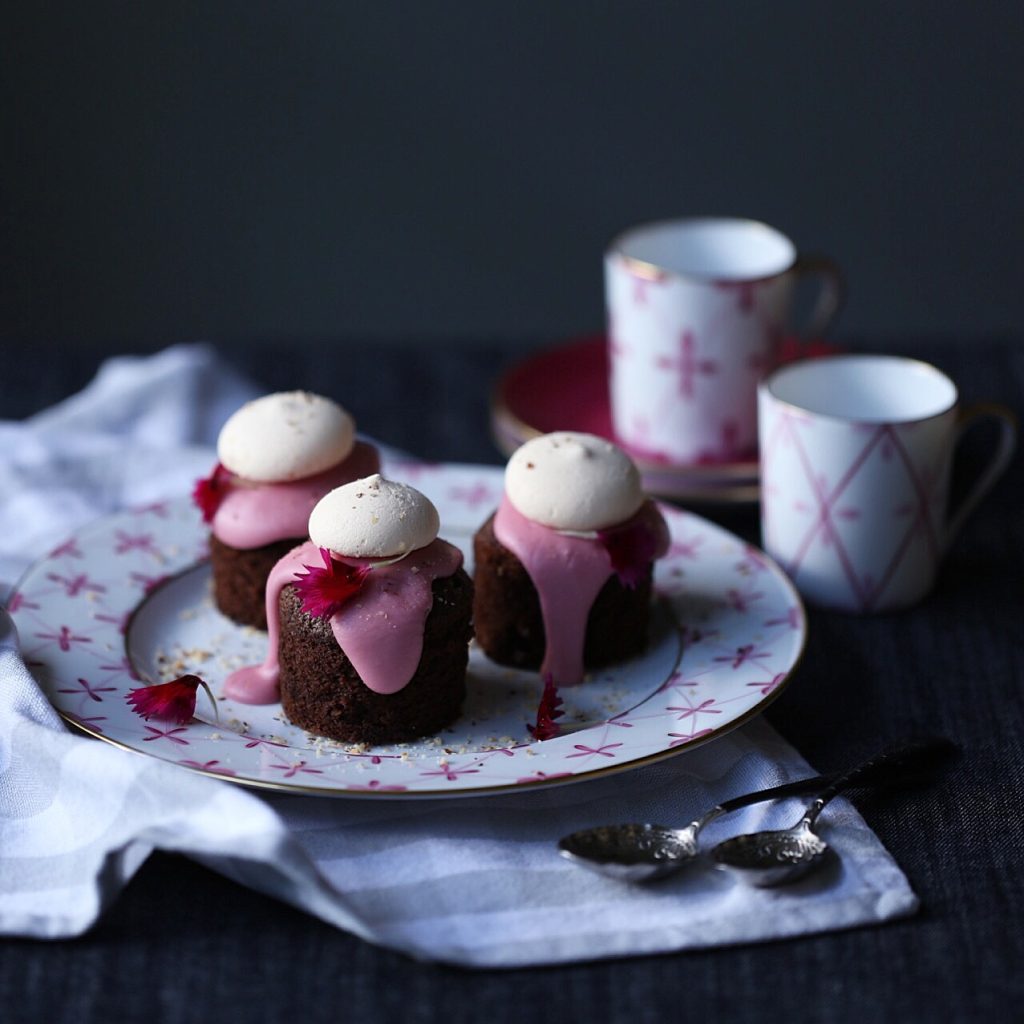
xmin=3 ymin=2 xmax=1022 ymax=351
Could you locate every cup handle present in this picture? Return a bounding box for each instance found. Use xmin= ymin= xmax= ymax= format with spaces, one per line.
xmin=944 ymin=403 xmax=1018 ymax=550
xmin=790 ymin=254 xmax=845 ymax=337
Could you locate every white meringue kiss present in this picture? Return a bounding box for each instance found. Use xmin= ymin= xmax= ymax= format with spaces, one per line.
xmin=505 ymin=432 xmax=644 ymax=531
xmin=308 ymin=474 xmax=440 ymax=558
xmin=217 ymin=391 xmax=355 ymax=482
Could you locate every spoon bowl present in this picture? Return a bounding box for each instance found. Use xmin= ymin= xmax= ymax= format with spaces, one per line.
xmin=710 ymin=822 xmax=829 ymax=887
xmin=558 ymin=823 xmax=699 ymax=882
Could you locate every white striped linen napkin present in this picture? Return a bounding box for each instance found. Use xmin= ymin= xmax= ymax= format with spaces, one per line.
xmin=0 ymin=344 xmax=918 ymax=966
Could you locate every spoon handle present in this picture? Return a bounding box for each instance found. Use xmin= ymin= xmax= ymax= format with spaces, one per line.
xmin=800 ymin=735 xmax=957 ymax=828
xmin=715 ymin=772 xmax=831 ymax=816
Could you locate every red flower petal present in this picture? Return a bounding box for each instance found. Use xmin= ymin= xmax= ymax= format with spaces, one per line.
xmin=527 ymin=673 xmax=565 ymax=741
xmin=192 ymin=463 xmax=232 ymax=523
xmin=293 ymin=548 xmax=371 ymax=619
xmin=597 ymin=519 xmax=659 ymax=589
xmin=126 ymin=674 xmax=217 ymax=724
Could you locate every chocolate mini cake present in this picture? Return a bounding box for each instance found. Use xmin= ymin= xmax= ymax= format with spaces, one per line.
xmin=209 ymin=535 xmax=299 ymax=628
xmin=472 ymin=514 xmax=653 ymax=671
xmin=195 ymin=390 xmax=379 ymax=628
xmin=277 ymin=569 xmax=473 ymax=744
xmin=224 ymin=474 xmax=474 ymax=745
xmin=472 ymin=431 xmax=669 ymax=686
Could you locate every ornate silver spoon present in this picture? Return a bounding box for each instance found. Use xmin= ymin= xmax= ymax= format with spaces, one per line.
xmin=709 ymin=736 xmax=956 ymax=887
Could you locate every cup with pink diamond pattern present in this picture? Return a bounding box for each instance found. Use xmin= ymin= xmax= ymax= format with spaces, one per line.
xmin=759 ymin=354 xmax=1016 ymax=612
xmin=606 ymin=216 xmax=841 ymax=467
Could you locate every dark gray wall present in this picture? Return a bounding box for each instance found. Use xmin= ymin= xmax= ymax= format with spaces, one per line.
xmin=3 ymin=2 xmax=1021 ymax=348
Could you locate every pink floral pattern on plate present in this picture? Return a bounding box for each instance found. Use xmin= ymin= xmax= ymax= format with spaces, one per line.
xmin=8 ymin=463 xmax=805 ymax=798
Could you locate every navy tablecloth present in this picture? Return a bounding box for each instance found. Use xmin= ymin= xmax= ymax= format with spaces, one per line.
xmin=1 ymin=335 xmax=1021 ymax=1023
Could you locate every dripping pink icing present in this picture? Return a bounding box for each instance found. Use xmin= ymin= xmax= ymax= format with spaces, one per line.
xmin=224 ymin=538 xmax=463 ymax=705
xmin=210 ymin=441 xmax=379 ymax=549
xmin=493 ymin=495 xmax=669 ymax=686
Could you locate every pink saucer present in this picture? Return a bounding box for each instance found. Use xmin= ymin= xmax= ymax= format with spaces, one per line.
xmin=491 ymin=336 xmax=761 ymax=503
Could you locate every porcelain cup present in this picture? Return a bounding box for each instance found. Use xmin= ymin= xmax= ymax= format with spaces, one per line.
xmin=758 ymin=354 xmax=1017 ymax=612
xmin=606 ymin=216 xmax=841 ymax=466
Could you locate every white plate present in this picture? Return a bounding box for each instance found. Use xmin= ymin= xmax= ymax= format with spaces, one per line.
xmin=9 ymin=462 xmax=805 ymax=797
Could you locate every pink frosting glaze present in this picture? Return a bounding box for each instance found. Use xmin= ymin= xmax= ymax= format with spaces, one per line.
xmin=493 ymin=495 xmax=669 ymax=686
xmin=224 ymin=538 xmax=464 ymax=705
xmin=210 ymin=441 xmax=379 ymax=549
